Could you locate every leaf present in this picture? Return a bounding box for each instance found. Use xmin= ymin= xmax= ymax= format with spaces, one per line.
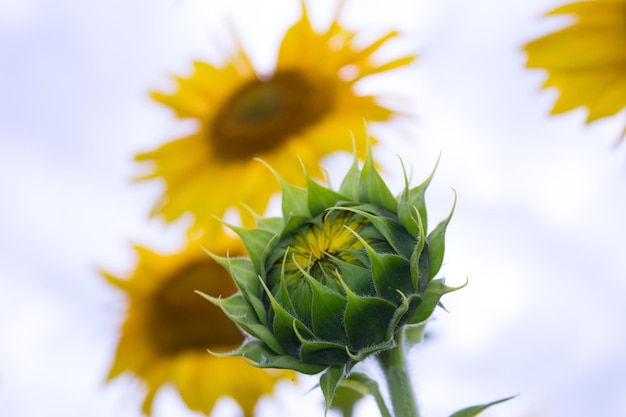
xmin=407 ymin=278 xmax=466 ymax=325
xmin=403 ymin=323 xmax=426 ymax=346
xmin=338 ymin=152 xmax=362 ymax=200
xmin=320 ymin=365 xmax=347 ymax=416
xmin=204 ymin=253 xmax=267 ymax=324
xmin=329 ymin=384 xmax=365 ymax=417
xmin=223 ymin=225 xmax=276 ymax=273
xmin=344 ymin=293 xmax=397 ymax=351
xmin=408 ymin=208 xmax=427 ymax=292
xmin=358 ymin=143 xmax=397 ymax=213
xmin=449 ymin=395 xmax=517 ymax=417
xmin=334 ymin=206 xmax=416 ymax=259
xmin=307 ymin=275 xmax=348 ymax=343
xmin=398 ymin=155 xmax=440 ymax=234
xmin=336 ymin=372 xmax=393 ymax=417
xmin=427 ymin=190 xmax=456 ymax=280
xmin=197 ymin=292 xmax=284 ymax=355
xmin=235 ymin=340 xmax=327 ymax=375
xmin=306 ymin=171 xmax=347 ymax=217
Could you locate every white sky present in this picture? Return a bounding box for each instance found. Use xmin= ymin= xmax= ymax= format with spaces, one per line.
xmin=1 ymin=0 xmax=626 ymax=416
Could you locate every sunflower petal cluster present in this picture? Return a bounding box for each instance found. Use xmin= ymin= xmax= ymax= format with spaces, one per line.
xmin=103 ymin=236 xmax=292 ymax=417
xmin=204 ymin=145 xmax=459 ymax=407
xmin=524 ymin=0 xmax=626 ymax=139
xmin=135 ymin=0 xmax=415 ymax=235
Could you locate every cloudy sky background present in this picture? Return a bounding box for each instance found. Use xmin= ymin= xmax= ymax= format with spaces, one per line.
xmin=1 ymin=0 xmax=625 ymax=416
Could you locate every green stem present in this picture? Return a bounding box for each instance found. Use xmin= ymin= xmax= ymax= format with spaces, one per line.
xmin=377 ymin=330 xmax=420 ymax=417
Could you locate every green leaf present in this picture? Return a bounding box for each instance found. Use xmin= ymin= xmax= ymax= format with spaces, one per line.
xmin=259 ymin=277 xmax=313 ymax=357
xmin=344 ymin=292 xmax=397 ymax=351
xmin=235 ymin=340 xmax=327 ymax=375
xmin=306 ymin=172 xmax=347 ymax=217
xmin=338 ymin=372 xmax=393 ymax=417
xmin=256 ymin=158 xmax=311 ymax=222
xmin=320 ymin=365 xmax=346 ymax=416
xmin=254 ymin=216 xmax=284 ymax=235
xmin=296 ymin=333 xmax=349 ymax=366
xmin=204 ymin=253 xmax=267 ymax=324
xmin=403 ymin=323 xmax=426 ymax=346
xmin=427 ymin=190 xmax=456 ymax=280
xmin=409 ymin=209 xmax=427 ymax=292
xmin=398 ymin=155 xmax=440 ymax=234
xmin=307 ymin=275 xmax=348 ymax=343
xmin=338 ymin=152 xmax=362 ymax=201
xmin=407 ymin=278 xmax=466 ymax=325
xmin=330 ymin=384 xmax=365 ymax=417
xmin=369 ymin=251 xmax=412 ymax=304
xmin=449 ymin=395 xmax=517 ymax=417
xmin=333 ymin=206 xmax=415 ymax=259
xmin=342 ymin=224 xmax=412 ymax=304
xmin=224 ymin=224 xmax=276 ymax=273
xmin=325 ymin=253 xmax=374 ymax=296
xmin=358 ymin=143 xmax=397 ymax=213
xmin=199 ymin=292 xmax=284 ymax=354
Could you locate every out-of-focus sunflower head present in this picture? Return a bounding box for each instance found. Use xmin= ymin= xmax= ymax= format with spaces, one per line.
xmin=524 ymin=0 xmax=626 ymax=141
xmin=103 ymin=235 xmax=293 ymax=417
xmin=204 ymin=144 xmax=460 ymax=410
xmin=135 ymin=0 xmax=416 ymax=236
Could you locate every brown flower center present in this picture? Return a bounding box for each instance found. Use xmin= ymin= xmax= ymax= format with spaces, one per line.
xmin=147 ymin=258 xmax=244 ymax=355
xmin=210 ymin=70 xmax=333 ymax=160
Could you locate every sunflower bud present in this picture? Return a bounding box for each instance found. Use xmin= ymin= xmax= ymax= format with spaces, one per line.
xmin=203 ymin=144 xmax=459 ymax=404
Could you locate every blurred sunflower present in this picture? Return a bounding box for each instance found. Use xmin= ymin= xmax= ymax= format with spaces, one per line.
xmin=136 ymin=0 xmax=415 ymax=235
xmin=103 ymin=235 xmax=292 ymax=416
xmin=524 ymin=0 xmax=626 ymax=140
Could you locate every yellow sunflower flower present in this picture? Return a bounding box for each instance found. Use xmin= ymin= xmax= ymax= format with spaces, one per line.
xmin=136 ymin=0 xmax=415 ymax=235
xmin=524 ymin=0 xmax=626 ymax=139
xmin=103 ymin=235 xmax=293 ymax=416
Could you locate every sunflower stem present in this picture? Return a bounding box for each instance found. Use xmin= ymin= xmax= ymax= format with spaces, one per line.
xmin=377 ymin=330 xmax=420 ymax=417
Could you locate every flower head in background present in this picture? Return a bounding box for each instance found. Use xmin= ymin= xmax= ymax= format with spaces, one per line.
xmin=524 ymin=0 xmax=626 ymax=140
xmin=204 ymin=144 xmax=459 ymax=409
xmin=103 ymin=235 xmax=292 ymax=416
xmin=136 ymin=0 xmax=415 ymax=235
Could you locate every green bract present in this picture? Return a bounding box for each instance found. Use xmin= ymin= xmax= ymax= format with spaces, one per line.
xmin=202 ymin=145 xmax=460 ymax=407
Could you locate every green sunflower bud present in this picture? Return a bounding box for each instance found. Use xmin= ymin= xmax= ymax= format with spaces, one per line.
xmin=202 ymin=144 xmax=461 ymax=409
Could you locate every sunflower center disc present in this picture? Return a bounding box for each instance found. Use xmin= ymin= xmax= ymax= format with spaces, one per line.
xmin=268 ymin=211 xmax=375 ymax=296
xmin=147 ymin=259 xmax=244 ymax=355
xmin=211 ymin=70 xmax=332 ymax=160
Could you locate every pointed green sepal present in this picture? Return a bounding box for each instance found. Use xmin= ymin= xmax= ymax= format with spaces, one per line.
xmin=409 ymin=207 xmax=428 ymax=292
xmin=359 ymin=143 xmax=397 ymax=213
xmin=235 ymin=340 xmax=327 ymax=375
xmin=198 ymin=292 xmax=285 ymax=354
xmin=259 ymin=276 xmax=314 ymax=357
xmin=305 ymin=171 xmax=348 ymax=217
xmin=305 ymin=274 xmax=348 ymax=343
xmin=294 ymin=321 xmax=349 ymax=365
xmin=254 ymin=215 xmax=284 ymax=235
xmin=344 ymin=293 xmax=397 ymax=351
xmin=427 ymin=189 xmax=456 ymax=280
xmin=449 ymin=395 xmax=517 ymax=417
xmin=408 ymin=278 xmax=467 ymax=324
xmin=334 ymin=206 xmax=416 ymax=259
xmin=338 ymin=152 xmax=362 ymax=200
xmin=398 ymin=155 xmax=440 ymax=234
xmin=203 ymin=251 xmax=267 ymax=324
xmin=256 ymin=157 xmax=311 ymax=233
xmin=343 ymin=224 xmax=412 ymax=304
xmin=223 ymin=224 xmax=277 ymax=273
xmin=240 ymin=204 xmax=284 ymax=235
xmin=320 ymin=365 xmax=347 ymax=416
